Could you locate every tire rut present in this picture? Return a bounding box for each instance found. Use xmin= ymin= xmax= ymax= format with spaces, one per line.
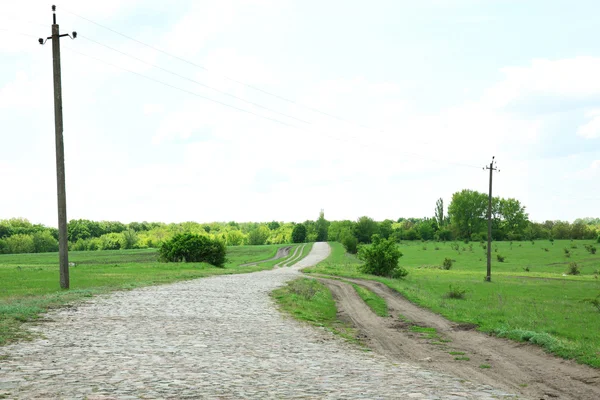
xmin=316 ymin=275 xmax=600 ymax=400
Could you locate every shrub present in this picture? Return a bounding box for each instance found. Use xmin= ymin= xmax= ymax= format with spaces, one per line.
xmin=159 ymin=233 xmax=226 ymax=267
xmin=358 ymin=234 xmax=406 ymax=278
xmin=5 ymin=234 xmax=35 ymax=254
xmin=450 ymin=243 xmax=459 ymax=251
xmin=597 ymin=235 xmax=600 ymax=243
xmin=585 ymin=245 xmax=597 ymax=255
xmin=441 ymin=257 xmax=453 ymax=270
xmin=446 ymin=285 xmax=467 ymax=299
xmin=100 ymin=233 xmax=121 ymax=250
xmin=497 ymin=254 xmax=505 ymax=262
xmin=341 ymin=234 xmax=358 ymax=254
xmin=247 ymin=225 xmax=270 ymax=245
xmin=563 ymin=248 xmax=570 ymax=255
xmin=567 ymin=262 xmax=580 ymax=275
xmin=31 ymin=231 xmax=59 ymax=253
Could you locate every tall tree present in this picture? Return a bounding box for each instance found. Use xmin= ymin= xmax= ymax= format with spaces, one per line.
xmin=448 ymin=189 xmax=488 ymax=239
xmin=315 ymin=210 xmax=329 ymax=242
xmin=434 ymin=198 xmax=445 ymax=228
xmin=354 ymin=216 xmax=380 ymax=243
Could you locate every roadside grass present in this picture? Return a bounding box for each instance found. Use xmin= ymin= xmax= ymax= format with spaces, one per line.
xmin=304 ymin=240 xmax=600 ymax=368
xmin=351 ymin=283 xmax=388 ymax=317
xmin=0 ymin=245 xmax=285 ymax=346
xmin=270 ymin=278 xmax=358 ymax=343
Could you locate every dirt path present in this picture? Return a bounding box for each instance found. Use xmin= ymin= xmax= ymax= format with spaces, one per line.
xmin=317 ymin=276 xmax=600 ymax=400
xmin=239 ymin=245 xmax=292 ymax=266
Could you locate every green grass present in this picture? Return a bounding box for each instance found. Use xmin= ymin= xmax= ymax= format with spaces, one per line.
xmin=0 ymin=245 xmax=286 ymax=346
xmin=479 ymin=364 xmax=491 ymax=369
xmin=305 ymin=240 xmax=600 ymax=368
xmin=455 ymin=356 xmax=470 ymax=361
xmin=449 ymin=351 xmax=466 ymax=355
xmin=270 ymin=278 xmax=357 ymax=343
xmin=351 ymin=283 xmax=388 ymax=317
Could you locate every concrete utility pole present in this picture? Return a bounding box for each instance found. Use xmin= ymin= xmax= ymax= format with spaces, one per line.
xmin=484 ymin=157 xmax=499 ymax=282
xmin=39 ymin=6 xmax=77 ymax=289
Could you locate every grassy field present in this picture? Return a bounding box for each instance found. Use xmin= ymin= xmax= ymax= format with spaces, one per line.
xmin=0 ymin=244 xmax=284 ymax=346
xmin=270 ymin=277 xmax=357 ymax=343
xmin=305 ymin=240 xmax=600 ymax=368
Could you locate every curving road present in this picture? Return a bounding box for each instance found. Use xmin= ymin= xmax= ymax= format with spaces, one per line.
xmin=0 ymin=242 xmax=516 ymax=399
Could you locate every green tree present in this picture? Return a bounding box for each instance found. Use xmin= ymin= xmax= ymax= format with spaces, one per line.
xmin=379 ymin=219 xmax=394 ymax=240
xmin=120 ymin=229 xmax=139 ymax=249
xmin=434 ymin=198 xmax=445 ymax=228
xmin=354 ymin=216 xmax=380 ymax=244
xmin=358 ymin=235 xmax=406 ymax=277
xmin=315 ymin=210 xmax=329 ymax=242
xmin=247 ymin=225 xmax=270 ymax=245
xmin=291 ymin=224 xmax=307 ymax=243
xmin=225 ymin=230 xmax=246 ymax=246
xmin=498 ymin=198 xmax=529 ymax=238
xmin=448 ymin=189 xmax=488 ymax=239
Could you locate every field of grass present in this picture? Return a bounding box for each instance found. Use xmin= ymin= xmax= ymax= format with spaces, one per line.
xmin=305 ymin=240 xmax=600 ymax=368
xmin=0 ymin=244 xmax=284 ymax=346
xmin=270 ymin=277 xmax=357 ymax=343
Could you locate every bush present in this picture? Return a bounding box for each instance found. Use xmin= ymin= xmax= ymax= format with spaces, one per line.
xmin=100 ymin=233 xmax=121 ymax=250
xmin=567 ymin=262 xmax=580 ymax=275
xmin=5 ymin=234 xmax=35 ymax=254
xmin=446 ymin=285 xmax=467 ymax=299
xmin=32 ymin=231 xmax=59 ymax=253
xmin=497 ymin=254 xmax=505 ymax=262
xmin=597 ymin=235 xmax=600 ymax=243
xmin=358 ymin=234 xmax=406 ymax=278
xmin=342 ymin=234 xmax=358 ymax=254
xmin=159 ymin=233 xmax=226 ymax=267
xmin=441 ymin=257 xmax=453 ymax=270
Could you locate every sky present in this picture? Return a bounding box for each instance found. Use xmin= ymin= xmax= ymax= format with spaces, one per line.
xmin=1 ymin=0 xmax=599 ymax=227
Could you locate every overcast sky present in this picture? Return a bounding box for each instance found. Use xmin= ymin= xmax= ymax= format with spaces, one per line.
xmin=1 ymin=0 xmax=599 ymax=227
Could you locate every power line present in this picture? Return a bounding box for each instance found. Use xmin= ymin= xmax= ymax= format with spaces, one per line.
xmin=78 ymin=35 xmax=311 ymax=124
xmin=62 ymin=46 xmax=295 ymax=128
xmin=60 ymin=7 xmax=383 ymax=129
xmin=64 ymin=44 xmax=481 ymax=171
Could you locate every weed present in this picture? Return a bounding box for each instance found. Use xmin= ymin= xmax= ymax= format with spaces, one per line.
xmin=422 ymin=246 xmax=428 ymax=251
xmin=441 ymin=258 xmax=453 ymax=270
xmin=543 ymin=248 xmax=549 ymax=252
xmin=448 ymin=351 xmax=465 ymax=355
xmin=446 ymin=285 xmax=467 ymax=299
xmin=567 ymin=262 xmax=580 ymax=276
xmin=479 ymin=364 xmax=491 ymax=369
xmin=563 ymin=248 xmax=570 ymax=255
xmin=523 ymin=266 xmax=530 ymax=272
xmin=497 ymin=254 xmax=505 ymax=262
xmin=435 ymin=246 xmax=440 ymax=251
xmin=455 ymin=356 xmax=470 ymax=361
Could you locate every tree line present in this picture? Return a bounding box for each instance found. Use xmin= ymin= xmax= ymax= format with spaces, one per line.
xmin=1 ymin=190 xmax=598 ymax=254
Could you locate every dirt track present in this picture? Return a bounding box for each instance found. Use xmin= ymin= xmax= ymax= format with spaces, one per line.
xmin=317 ymin=276 xmax=600 ymax=400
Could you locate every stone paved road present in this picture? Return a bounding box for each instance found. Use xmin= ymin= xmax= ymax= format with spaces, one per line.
xmin=0 ymin=243 xmax=518 ymax=399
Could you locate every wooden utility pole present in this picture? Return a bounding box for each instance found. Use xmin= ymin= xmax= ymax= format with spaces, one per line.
xmin=484 ymin=156 xmax=499 ymax=282
xmin=39 ymin=6 xmax=77 ymax=289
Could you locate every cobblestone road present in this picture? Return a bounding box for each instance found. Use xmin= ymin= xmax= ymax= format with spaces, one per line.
xmin=0 ymin=243 xmax=517 ymax=399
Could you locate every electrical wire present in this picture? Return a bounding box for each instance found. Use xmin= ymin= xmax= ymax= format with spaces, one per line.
xmin=79 ymin=35 xmax=311 ymax=124
xmin=62 ymin=46 xmax=295 ymax=128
